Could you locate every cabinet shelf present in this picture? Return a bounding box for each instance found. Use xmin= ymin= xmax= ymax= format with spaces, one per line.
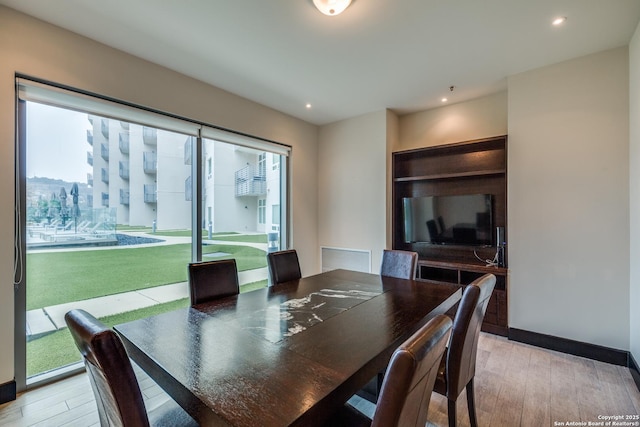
xmin=394 ymin=168 xmax=506 ymax=182
xmin=419 ymin=259 xmax=507 ymax=276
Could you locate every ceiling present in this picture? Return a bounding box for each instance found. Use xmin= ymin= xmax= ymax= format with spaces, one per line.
xmin=3 ymin=0 xmax=640 ymax=125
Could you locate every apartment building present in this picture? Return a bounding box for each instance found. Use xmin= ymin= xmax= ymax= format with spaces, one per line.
xmin=87 ymin=115 xmax=281 ymax=233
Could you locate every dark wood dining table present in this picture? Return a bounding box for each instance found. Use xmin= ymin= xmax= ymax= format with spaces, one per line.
xmin=114 ymin=269 xmax=462 ymax=427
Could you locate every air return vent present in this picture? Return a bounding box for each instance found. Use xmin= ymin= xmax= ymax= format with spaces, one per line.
xmin=321 ymin=246 xmax=371 ymax=273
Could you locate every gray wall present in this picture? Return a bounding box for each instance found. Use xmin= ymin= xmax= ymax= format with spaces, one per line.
xmin=508 ymin=47 xmax=630 ymax=350
xmin=318 ymin=111 xmax=388 ymax=271
xmin=324 ymin=49 xmax=632 ymax=353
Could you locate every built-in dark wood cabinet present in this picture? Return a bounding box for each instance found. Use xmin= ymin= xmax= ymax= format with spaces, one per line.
xmin=392 ymin=136 xmax=508 ymax=336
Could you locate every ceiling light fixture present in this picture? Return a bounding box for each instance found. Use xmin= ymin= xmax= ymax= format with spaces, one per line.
xmin=312 ymin=0 xmax=352 ymax=16
xmin=552 ymin=16 xmax=567 ymax=26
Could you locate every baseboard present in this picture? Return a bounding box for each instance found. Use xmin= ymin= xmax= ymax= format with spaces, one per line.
xmin=630 ymin=353 xmax=640 ymax=393
xmin=508 ymin=328 xmax=629 ymax=367
xmin=0 ymin=380 xmax=16 ymax=404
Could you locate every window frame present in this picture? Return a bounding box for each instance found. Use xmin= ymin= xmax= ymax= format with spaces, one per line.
xmin=14 ymin=76 xmax=292 ymax=391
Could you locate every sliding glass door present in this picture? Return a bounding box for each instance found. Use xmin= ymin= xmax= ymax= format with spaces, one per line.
xmin=15 ymin=79 xmax=289 ymax=388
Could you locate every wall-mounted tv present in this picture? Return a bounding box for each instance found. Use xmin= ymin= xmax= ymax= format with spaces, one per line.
xmin=402 ymin=194 xmax=493 ymax=246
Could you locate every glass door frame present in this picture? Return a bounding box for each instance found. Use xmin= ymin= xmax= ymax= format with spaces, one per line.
xmin=14 ymin=78 xmax=291 ymax=391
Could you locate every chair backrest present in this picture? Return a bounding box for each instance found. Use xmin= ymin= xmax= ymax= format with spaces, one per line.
xmin=65 ymin=309 xmax=150 ymax=427
xmin=380 ymin=249 xmax=418 ymax=280
xmin=267 ymin=249 xmax=302 ymax=285
xmin=372 ymin=314 xmax=452 ymax=427
xmin=188 ymin=259 xmax=239 ymax=305
xmin=445 ymin=273 xmax=496 ymax=398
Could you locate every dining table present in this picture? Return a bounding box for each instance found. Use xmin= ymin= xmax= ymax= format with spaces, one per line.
xmin=114 ymin=268 xmax=462 ymax=427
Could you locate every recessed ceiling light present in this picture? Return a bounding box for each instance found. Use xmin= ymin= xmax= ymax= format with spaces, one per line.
xmin=441 ymin=98 xmax=448 ymax=103
xmin=305 ymin=103 xmax=312 ymax=109
xmin=552 ymin=16 xmax=567 ymax=26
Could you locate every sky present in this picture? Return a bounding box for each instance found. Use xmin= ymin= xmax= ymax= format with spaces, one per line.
xmin=26 ymin=102 xmax=93 ymax=183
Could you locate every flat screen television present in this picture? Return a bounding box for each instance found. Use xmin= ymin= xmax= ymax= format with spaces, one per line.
xmin=402 ymin=194 xmax=493 ymax=246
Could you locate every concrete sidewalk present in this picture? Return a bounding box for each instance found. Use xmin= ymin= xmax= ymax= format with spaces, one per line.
xmin=26 ymin=267 xmax=269 ymax=338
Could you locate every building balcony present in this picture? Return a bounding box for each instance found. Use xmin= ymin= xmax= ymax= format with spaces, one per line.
xmin=143 ymin=151 xmax=157 ymax=174
xmin=101 ymin=168 xmax=109 ymax=184
xmin=119 ymin=161 xmax=130 ymax=180
xmin=87 ymin=151 xmax=93 ymax=166
xmin=119 ymin=132 xmax=130 ymax=154
xmin=144 ymin=184 xmax=157 ymax=203
xmin=101 ymin=143 xmax=109 ymax=161
xmin=120 ymin=189 xmax=130 ymax=205
xmin=143 ymin=127 xmax=157 ymax=146
xmin=101 ymin=118 xmax=109 ymax=138
xmin=86 ymin=130 xmax=93 ymax=146
xmin=235 ymin=164 xmax=266 ymax=197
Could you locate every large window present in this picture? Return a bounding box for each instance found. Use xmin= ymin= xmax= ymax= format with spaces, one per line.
xmin=15 ymin=78 xmax=290 ymax=387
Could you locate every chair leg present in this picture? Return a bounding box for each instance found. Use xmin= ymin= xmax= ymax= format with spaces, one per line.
xmin=466 ymin=378 xmax=478 ymax=427
xmin=447 ymin=399 xmax=456 ymax=427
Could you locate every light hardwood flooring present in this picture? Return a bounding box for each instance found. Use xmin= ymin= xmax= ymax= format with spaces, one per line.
xmin=1 ymin=333 xmax=639 ymax=427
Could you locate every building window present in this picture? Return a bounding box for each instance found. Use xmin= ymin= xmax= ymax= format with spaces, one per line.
xmin=258 ymin=199 xmax=266 ymax=224
xmin=17 ymin=77 xmax=291 ymax=384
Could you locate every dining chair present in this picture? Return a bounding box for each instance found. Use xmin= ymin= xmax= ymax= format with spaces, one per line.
xmin=64 ymin=309 xmax=198 ymax=427
xmin=433 ymin=273 xmax=496 ymax=427
xmin=267 ymin=249 xmax=301 ymax=286
xmin=357 ymin=249 xmax=419 ymax=402
xmin=380 ymin=249 xmax=419 ymax=279
xmin=324 ymin=314 xmax=453 ymax=427
xmin=187 ymin=258 xmax=239 ymax=305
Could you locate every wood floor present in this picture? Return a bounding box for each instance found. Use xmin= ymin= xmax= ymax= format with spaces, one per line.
xmin=1 ymin=333 xmax=639 ymax=427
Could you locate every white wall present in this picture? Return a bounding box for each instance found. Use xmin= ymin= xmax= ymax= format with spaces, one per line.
xmin=398 ymin=92 xmax=508 ymax=150
xmin=0 ymin=6 xmax=318 ymax=388
xmin=508 ymin=47 xmax=630 ymax=350
xmin=629 ymin=23 xmax=640 ymax=365
xmin=318 ymin=111 xmax=388 ymax=272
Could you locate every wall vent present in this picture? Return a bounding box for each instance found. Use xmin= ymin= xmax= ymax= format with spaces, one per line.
xmin=321 ymin=246 xmax=371 ymax=273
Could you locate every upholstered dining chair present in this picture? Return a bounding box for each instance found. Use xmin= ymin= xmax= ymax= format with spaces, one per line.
xmin=357 ymin=249 xmax=420 ymax=402
xmin=380 ymin=249 xmax=419 ymax=279
xmin=434 ymin=273 xmax=496 ymax=427
xmin=267 ymin=249 xmax=302 ymax=286
xmin=64 ymin=309 xmax=198 ymax=427
xmin=324 ymin=314 xmax=453 ymax=427
xmin=188 ymin=258 xmax=239 ymax=306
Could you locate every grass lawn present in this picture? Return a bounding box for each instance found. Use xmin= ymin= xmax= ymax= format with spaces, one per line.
xmin=27 ymin=243 xmax=266 ymax=310
xmin=25 ymin=232 xmax=270 ymax=376
xmin=153 ymin=230 xmax=266 ymax=243
xmin=27 ymin=280 xmax=267 ymax=377
xmin=206 ymin=234 xmax=268 ymax=243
